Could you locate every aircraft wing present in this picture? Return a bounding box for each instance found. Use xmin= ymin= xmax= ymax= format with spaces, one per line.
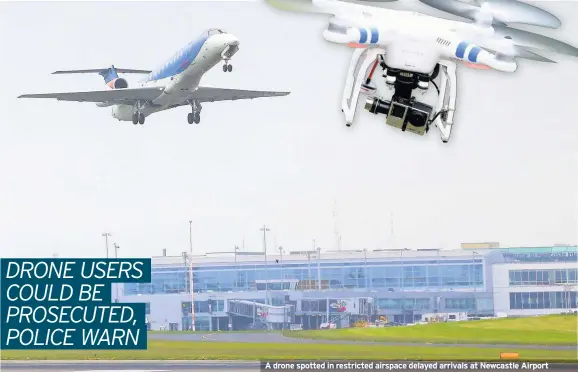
xmin=18 ymin=87 xmax=165 ymax=104
xmin=188 ymin=86 xmax=290 ymax=103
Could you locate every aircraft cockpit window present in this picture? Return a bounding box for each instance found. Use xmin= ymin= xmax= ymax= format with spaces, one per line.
xmin=207 ymin=29 xmax=225 ymax=36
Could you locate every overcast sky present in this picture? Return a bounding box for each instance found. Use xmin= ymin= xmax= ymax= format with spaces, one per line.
xmin=1 ymin=0 xmax=577 ymax=259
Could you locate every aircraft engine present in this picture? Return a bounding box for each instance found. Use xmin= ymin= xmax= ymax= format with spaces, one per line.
xmin=106 ymin=78 xmax=129 ymax=90
xmin=111 ymin=104 xmax=134 ymax=121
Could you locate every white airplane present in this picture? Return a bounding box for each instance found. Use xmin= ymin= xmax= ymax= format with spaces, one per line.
xmin=18 ymin=29 xmax=289 ymax=125
xmin=265 ymin=0 xmax=578 ymax=143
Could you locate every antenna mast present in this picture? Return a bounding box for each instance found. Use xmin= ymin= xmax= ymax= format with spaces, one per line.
xmin=390 ymin=211 xmax=394 ymax=249
xmin=333 ymin=199 xmax=342 ymax=251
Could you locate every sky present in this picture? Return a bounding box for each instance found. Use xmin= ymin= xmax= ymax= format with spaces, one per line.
xmin=0 ymin=0 xmax=577 ymax=259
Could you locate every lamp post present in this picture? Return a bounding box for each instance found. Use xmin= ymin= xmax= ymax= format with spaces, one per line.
xmin=472 ymin=250 xmax=478 ymax=315
xmin=189 ymin=221 xmax=193 ymax=253
xmin=102 ymin=232 xmax=111 ymax=258
xmin=363 ymin=248 xmax=368 ymax=289
xmin=188 ymin=220 xmax=195 ymax=331
xmin=316 ymin=247 xmax=321 ymax=290
xmin=306 ymin=252 xmax=312 ymax=290
xmin=234 ymin=246 xmax=240 ymax=291
xmin=114 ymin=243 xmax=120 ymax=302
xmin=279 ymin=246 xmax=284 ymax=290
xmin=260 ymin=225 xmax=270 ymax=305
xmin=400 ymin=248 xmax=405 ymax=324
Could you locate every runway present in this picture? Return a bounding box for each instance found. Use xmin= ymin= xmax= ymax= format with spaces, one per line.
xmin=148 ymin=331 xmax=578 ymax=350
xmin=0 ymin=360 xmax=259 ymax=372
xmin=2 ymin=360 xmax=578 ymax=372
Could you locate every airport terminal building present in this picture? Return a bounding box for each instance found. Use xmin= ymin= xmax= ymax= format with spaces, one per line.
xmin=117 ymin=244 xmax=578 ymax=331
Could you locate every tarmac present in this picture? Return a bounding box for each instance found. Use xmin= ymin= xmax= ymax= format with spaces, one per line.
xmin=0 ymin=360 xmax=259 ymax=372
xmin=148 ymin=331 xmax=578 ymax=350
xmin=3 ymin=332 xmax=577 ymax=372
xmin=2 ymin=360 xmax=578 ymax=372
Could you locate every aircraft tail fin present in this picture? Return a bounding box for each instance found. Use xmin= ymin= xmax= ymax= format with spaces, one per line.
xmin=52 ymin=66 xmax=152 ymax=84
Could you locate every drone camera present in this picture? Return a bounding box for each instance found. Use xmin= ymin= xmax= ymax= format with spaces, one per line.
xmin=365 ymin=97 xmax=433 ymax=136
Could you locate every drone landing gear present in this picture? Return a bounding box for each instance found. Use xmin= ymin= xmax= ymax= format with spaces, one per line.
xmin=341 ymin=47 xmax=386 ymax=127
xmin=188 ymin=100 xmax=201 ymax=124
xmin=432 ymin=60 xmax=457 ymax=143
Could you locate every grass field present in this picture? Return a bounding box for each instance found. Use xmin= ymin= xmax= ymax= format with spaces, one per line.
xmin=283 ymin=314 xmax=578 ymax=346
xmin=2 ymin=340 xmax=577 ymax=361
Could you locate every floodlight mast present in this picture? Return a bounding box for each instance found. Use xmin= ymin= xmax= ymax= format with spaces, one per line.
xmin=189 ymin=220 xmax=195 ymax=332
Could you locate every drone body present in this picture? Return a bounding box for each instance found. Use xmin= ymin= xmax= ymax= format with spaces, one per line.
xmin=265 ymin=0 xmax=578 ymax=143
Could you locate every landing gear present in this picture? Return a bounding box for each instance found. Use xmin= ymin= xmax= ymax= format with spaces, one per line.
xmin=223 ymin=63 xmax=233 ymax=72
xmin=188 ymin=100 xmax=201 ymax=124
xmin=132 ymin=113 xmax=145 ymax=125
xmin=187 ymin=112 xmax=200 ymax=124
xmin=132 ymin=100 xmax=146 ymax=125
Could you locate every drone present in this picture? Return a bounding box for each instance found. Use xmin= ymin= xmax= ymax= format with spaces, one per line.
xmin=265 ymin=0 xmax=578 ymax=143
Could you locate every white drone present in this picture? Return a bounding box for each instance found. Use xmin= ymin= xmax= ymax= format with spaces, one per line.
xmin=266 ymin=0 xmax=578 ymax=143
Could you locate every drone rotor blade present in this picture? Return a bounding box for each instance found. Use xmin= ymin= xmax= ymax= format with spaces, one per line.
xmin=264 ymin=0 xmax=324 ymax=13
xmin=494 ymin=25 xmax=578 ymax=58
xmin=265 ymin=0 xmax=375 ymax=16
xmin=418 ymin=0 xmax=561 ymax=29
xmin=512 ymin=48 xmax=557 ymax=63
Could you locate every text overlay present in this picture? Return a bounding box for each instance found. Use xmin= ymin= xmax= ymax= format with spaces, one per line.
xmin=1 ymin=258 xmax=151 ymax=350
xmin=260 ymin=361 xmax=554 ymax=371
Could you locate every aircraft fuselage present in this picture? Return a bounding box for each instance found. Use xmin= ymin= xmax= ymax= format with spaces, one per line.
xmin=111 ymin=29 xmax=239 ymax=121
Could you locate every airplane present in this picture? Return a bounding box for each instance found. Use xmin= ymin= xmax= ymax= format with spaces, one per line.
xmin=264 ymin=0 xmax=578 ymax=143
xmin=18 ymin=29 xmax=290 ymax=125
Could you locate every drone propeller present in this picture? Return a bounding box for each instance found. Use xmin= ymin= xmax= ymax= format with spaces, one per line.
xmin=264 ymin=0 xmax=374 ymax=16
xmin=492 ymin=25 xmax=578 ymax=58
xmin=416 ymin=0 xmax=561 ymax=29
xmin=264 ymin=0 xmax=326 ymax=13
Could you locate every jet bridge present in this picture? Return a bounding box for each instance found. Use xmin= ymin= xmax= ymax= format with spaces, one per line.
xmin=227 ymin=300 xmax=294 ymax=327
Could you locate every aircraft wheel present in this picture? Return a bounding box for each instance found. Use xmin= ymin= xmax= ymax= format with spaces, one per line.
xmin=187 ymin=113 xmax=194 ymax=124
xmin=194 ymin=113 xmax=200 ymax=124
xmin=132 ymin=114 xmax=138 ymax=125
xmin=138 ymin=113 xmax=145 ymax=125
xmin=227 ymin=64 xmax=233 ymax=72
xmin=223 ymin=64 xmax=228 ymax=72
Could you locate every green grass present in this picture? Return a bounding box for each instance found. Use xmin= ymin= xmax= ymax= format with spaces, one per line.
xmin=2 ymin=340 xmax=577 ymax=361
xmin=283 ymin=314 xmax=578 ymax=346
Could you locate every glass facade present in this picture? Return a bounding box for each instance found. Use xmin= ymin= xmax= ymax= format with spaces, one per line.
xmin=509 ymin=291 xmax=578 ymax=310
xmin=445 ymin=298 xmax=476 ymax=310
xmin=124 ymin=259 xmax=484 ymax=295
xmin=181 ymin=315 xmax=211 ymax=331
xmin=375 ymin=298 xmax=431 ymax=310
xmin=181 ymin=300 xmax=225 ymax=314
xmin=500 ymin=246 xmax=577 ymax=263
xmin=508 ymin=268 xmax=577 ymax=286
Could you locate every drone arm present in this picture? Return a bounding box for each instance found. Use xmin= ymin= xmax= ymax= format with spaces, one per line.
xmin=438 ymin=39 xmax=517 ymax=73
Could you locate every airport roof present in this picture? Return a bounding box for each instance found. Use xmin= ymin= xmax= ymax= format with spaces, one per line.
xmin=150 ymin=245 xmax=577 ymax=267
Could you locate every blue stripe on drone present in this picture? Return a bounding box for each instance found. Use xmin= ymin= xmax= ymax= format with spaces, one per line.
xmin=370 ymin=28 xmax=379 ymax=43
xmin=468 ymin=46 xmax=481 ymax=63
xmin=359 ymin=28 xmax=368 ymax=44
xmin=456 ymin=41 xmax=469 ymax=59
